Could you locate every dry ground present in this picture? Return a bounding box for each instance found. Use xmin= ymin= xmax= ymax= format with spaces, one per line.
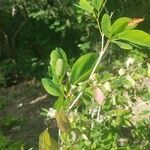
xmin=0 ymin=80 xmax=57 ymax=149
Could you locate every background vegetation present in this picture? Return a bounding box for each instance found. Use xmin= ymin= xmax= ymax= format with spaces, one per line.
xmin=0 ymin=0 xmax=150 ymax=85
xmin=0 ymin=0 xmax=150 ymax=149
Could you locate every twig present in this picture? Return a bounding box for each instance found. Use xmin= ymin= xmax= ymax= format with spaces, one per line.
xmin=68 ymin=3 xmax=110 ymax=111
xmin=89 ymin=50 xmax=104 ymax=79
xmin=68 ymin=92 xmax=83 ymax=110
xmin=90 ymin=39 xmax=110 ymax=79
xmin=68 ymin=40 xmax=110 ymax=111
xmin=98 ymin=0 xmax=108 ymax=17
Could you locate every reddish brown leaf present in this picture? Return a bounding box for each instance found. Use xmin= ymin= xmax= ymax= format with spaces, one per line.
xmin=128 ymin=18 xmax=144 ymax=26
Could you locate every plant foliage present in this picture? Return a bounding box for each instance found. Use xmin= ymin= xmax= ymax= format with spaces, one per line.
xmin=41 ymin=0 xmax=150 ymax=149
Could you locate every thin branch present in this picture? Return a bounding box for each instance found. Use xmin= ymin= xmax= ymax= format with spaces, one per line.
xmin=68 ymin=92 xmax=83 ymax=110
xmin=98 ymin=0 xmax=108 ymax=17
xmin=90 ymin=39 xmax=110 ymax=79
xmin=89 ymin=50 xmax=104 ymax=79
xmin=68 ymin=2 xmax=110 ymax=110
xmin=96 ymin=18 xmax=102 ymax=36
xmin=68 ymin=40 xmax=110 ymax=111
xmin=101 ymin=33 xmax=104 ymax=50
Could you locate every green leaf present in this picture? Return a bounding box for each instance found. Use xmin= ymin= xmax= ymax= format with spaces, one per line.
xmin=118 ymin=30 xmax=150 ymax=47
xmin=42 ymin=78 xmax=62 ymax=96
xmin=39 ymin=129 xmax=58 ymax=150
xmin=54 ymin=97 xmax=68 ymax=110
xmin=111 ymin=17 xmax=131 ymax=35
xmin=76 ymin=0 xmax=94 ymax=14
xmin=70 ymin=53 xmax=99 ymax=84
xmin=81 ymin=88 xmax=93 ymax=105
xmin=143 ymin=92 xmax=150 ymax=101
xmin=113 ymin=41 xmax=133 ymax=50
xmin=92 ymin=0 xmax=104 ymax=11
xmin=50 ymin=48 xmax=67 ymax=70
xmin=55 ymin=58 xmax=65 ymax=77
xmin=48 ymin=66 xmax=52 ymax=77
xmin=101 ymin=14 xmax=111 ymax=37
xmin=50 ymin=48 xmax=67 ymax=80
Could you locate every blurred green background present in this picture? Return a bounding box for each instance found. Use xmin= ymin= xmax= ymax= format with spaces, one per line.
xmin=0 ymin=0 xmax=150 ymax=86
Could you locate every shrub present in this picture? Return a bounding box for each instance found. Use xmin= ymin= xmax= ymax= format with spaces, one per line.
xmin=40 ymin=0 xmax=150 ymax=149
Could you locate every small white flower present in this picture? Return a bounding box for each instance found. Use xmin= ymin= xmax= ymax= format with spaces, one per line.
xmin=126 ymin=57 xmax=134 ymax=68
xmin=47 ymin=108 xmax=56 ymax=118
xmin=118 ymin=68 xmax=126 ymax=76
xmin=104 ymin=81 xmax=111 ymax=91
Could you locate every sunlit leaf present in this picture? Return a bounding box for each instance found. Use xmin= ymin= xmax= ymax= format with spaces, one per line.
xmin=101 ymin=13 xmax=111 ymax=37
xmin=50 ymin=48 xmax=67 ymax=80
xmin=118 ymin=30 xmax=150 ymax=47
xmin=50 ymin=48 xmax=67 ymax=70
xmin=55 ymin=58 xmax=65 ymax=76
xmin=39 ymin=129 xmax=58 ymax=150
xmin=75 ymin=0 xmax=94 ymax=14
xmin=111 ymin=17 xmax=131 ymax=35
xmin=70 ymin=53 xmax=99 ymax=84
xmin=113 ymin=41 xmax=133 ymax=50
xmin=92 ymin=0 xmax=104 ymax=11
xmin=42 ymin=78 xmax=62 ymax=96
xmin=54 ymin=97 xmax=68 ymax=110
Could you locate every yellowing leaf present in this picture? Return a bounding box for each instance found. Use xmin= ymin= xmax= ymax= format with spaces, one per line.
xmin=55 ymin=110 xmax=71 ymax=133
xmin=39 ymin=129 xmax=58 ymax=150
xmin=128 ymin=18 xmax=144 ymax=27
